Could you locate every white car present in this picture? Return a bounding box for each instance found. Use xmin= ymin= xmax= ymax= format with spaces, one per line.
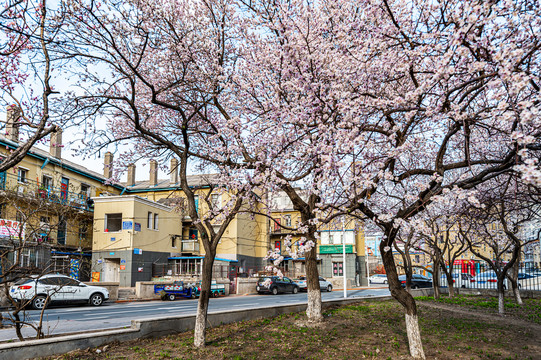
xmin=10 ymin=274 xmax=110 ymax=310
xmin=369 ymin=274 xmax=388 ymax=284
xmin=295 ymin=276 xmax=333 ymax=292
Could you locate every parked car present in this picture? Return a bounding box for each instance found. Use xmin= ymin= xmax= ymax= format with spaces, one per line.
xmin=439 ymin=273 xmax=475 ymax=288
xmin=399 ymin=274 xmax=432 ymax=289
xmin=295 ymin=276 xmax=333 ymax=292
xmin=471 ymin=271 xmax=511 ymax=289
xmin=471 ymin=270 xmax=539 ymax=290
xmin=369 ymin=274 xmax=388 ymax=284
xmin=256 ymin=276 xmax=300 ymax=295
xmin=10 ymin=274 xmax=110 ymax=310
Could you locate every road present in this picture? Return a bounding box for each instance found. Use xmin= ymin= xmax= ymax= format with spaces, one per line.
xmin=0 ymin=287 xmax=389 ymax=342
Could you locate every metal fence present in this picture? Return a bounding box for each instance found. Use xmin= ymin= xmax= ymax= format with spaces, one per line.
xmin=439 ymin=265 xmax=541 ymax=291
xmin=152 ymin=263 xmax=231 ymax=279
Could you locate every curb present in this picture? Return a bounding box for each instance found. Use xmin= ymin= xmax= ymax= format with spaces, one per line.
xmin=114 ymin=298 xmax=156 ymax=303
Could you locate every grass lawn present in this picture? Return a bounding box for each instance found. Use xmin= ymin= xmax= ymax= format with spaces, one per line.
xmin=47 ymin=298 xmax=540 ymax=360
xmin=416 ymin=295 xmax=541 ymax=324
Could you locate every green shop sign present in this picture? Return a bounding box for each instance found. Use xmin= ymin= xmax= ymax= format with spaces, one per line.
xmin=319 ymin=245 xmax=354 ymax=254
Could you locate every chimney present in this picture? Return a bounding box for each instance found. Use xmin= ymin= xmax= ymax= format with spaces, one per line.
xmin=170 ymin=158 xmax=179 ymax=184
xmin=149 ymin=159 xmax=158 ymax=186
xmin=127 ymin=164 xmax=136 ymax=186
xmin=49 ymin=127 xmax=62 ymax=158
xmin=6 ymin=105 xmax=20 ymax=142
xmin=104 ymin=152 xmax=113 ymax=178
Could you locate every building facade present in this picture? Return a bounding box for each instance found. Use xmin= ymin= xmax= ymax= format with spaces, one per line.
xmin=0 ymin=107 xmax=122 ymax=280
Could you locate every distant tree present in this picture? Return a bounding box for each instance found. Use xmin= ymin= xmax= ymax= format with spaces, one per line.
xmin=459 ymin=175 xmax=541 ymax=313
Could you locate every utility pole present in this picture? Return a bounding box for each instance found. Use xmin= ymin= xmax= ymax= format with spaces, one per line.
xmin=342 ymin=216 xmax=347 ymax=298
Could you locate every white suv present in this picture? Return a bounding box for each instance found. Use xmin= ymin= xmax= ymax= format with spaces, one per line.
xmin=10 ymin=274 xmax=110 ymax=310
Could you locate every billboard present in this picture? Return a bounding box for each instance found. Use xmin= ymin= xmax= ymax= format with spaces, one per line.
xmin=0 ymin=219 xmax=25 ymax=240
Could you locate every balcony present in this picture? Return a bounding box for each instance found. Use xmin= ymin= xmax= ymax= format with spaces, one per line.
xmin=181 ymin=240 xmax=200 ymax=253
xmin=0 ymin=172 xmax=93 ymax=212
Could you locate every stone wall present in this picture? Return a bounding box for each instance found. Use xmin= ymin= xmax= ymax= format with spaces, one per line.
xmin=237 ymin=278 xmax=258 ymax=295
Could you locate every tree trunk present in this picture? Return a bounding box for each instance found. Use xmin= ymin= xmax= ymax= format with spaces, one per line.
xmin=305 ymin=245 xmax=323 ymax=322
xmin=446 ymin=272 xmax=455 ymax=298
xmin=432 ymin=266 xmax=440 ymax=300
xmin=509 ymin=259 xmax=523 ymax=305
xmin=405 ymin=268 xmax=412 ymax=293
xmin=497 ymin=277 xmax=505 ymax=315
xmin=380 ymin=240 xmax=425 ymax=359
xmin=405 ymin=313 xmax=424 ymax=359
xmin=194 ymin=250 xmax=215 ymax=347
xmin=510 ymin=279 xmax=522 ymax=305
xmin=13 ymin=311 xmax=24 ymax=341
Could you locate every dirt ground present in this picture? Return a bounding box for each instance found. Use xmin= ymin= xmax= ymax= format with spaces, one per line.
xmin=46 ymin=297 xmax=541 ymax=360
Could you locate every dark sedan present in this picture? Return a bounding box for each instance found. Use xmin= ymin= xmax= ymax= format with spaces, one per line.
xmin=399 ymin=274 xmax=432 ymax=289
xmin=256 ymin=276 xmax=300 ymax=295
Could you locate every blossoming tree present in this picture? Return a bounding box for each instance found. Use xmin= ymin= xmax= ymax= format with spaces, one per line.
xmin=0 ymin=0 xmax=60 ymax=171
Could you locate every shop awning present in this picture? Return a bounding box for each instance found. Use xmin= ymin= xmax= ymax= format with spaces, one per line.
xmin=51 ymin=250 xmax=91 ymax=257
xmin=168 ymin=256 xmax=238 ymax=263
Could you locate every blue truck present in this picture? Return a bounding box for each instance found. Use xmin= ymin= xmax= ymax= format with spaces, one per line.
xmin=155 ymin=281 xmax=199 ymax=301
xmin=155 ymin=280 xmax=226 ymax=301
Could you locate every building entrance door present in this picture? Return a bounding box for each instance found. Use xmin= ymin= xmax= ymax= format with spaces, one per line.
xmin=104 ymin=258 xmax=120 ymax=282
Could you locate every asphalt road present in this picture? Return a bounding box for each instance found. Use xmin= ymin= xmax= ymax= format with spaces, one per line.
xmin=0 ymin=287 xmax=389 ymax=342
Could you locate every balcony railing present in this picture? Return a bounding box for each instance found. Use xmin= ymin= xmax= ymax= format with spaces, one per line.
xmin=0 ymin=172 xmax=93 ymax=212
xmin=181 ymin=240 xmax=200 ymax=253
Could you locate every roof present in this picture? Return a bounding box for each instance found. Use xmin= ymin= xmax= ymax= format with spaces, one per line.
xmin=92 ymin=195 xmax=174 ymax=211
xmin=0 ymin=134 xmax=118 ymax=187
xmin=168 ymin=256 xmax=238 ymax=263
xmin=121 ymin=174 xmax=221 ymax=192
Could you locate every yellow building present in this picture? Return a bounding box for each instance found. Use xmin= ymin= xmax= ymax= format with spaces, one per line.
xmin=269 ymin=191 xmax=367 ymax=286
xmin=0 ymin=107 xmax=122 ymax=280
xmin=91 ymin=195 xmax=182 ymax=285
xmin=90 ymin=157 xmax=270 ymax=286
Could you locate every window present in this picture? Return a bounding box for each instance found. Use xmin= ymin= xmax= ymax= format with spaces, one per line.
xmin=17 ymin=168 xmax=27 ymax=183
xmin=329 ymin=234 xmax=334 ymax=245
xmin=415 ymin=255 xmax=420 ymax=263
xmin=80 ymin=184 xmax=90 ymax=199
xmin=273 ymin=218 xmax=281 ymax=233
xmin=284 ymin=214 xmax=291 ymax=227
xmin=42 ymin=175 xmax=52 ymax=190
xmin=211 ymin=194 xmax=220 ymax=208
xmin=57 ymin=216 xmax=67 ymax=245
xmin=154 ymin=213 xmax=159 ymax=230
xmin=59 ymin=277 xmax=80 ymax=286
xmin=105 ymin=213 xmax=122 ymax=232
xmin=147 ymin=212 xmax=153 ymax=229
xmin=333 ymin=262 xmax=344 ymax=276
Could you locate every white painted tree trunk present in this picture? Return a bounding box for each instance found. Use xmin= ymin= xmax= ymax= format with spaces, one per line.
xmin=306 ymin=288 xmax=322 ymax=322
xmin=512 ymin=284 xmax=523 ymax=305
xmin=498 ymin=291 xmax=505 ymax=315
xmin=405 ymin=313 xmax=426 ymax=360
xmin=193 ymin=252 xmax=214 ymax=347
xmin=194 ymin=302 xmax=207 ymax=347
